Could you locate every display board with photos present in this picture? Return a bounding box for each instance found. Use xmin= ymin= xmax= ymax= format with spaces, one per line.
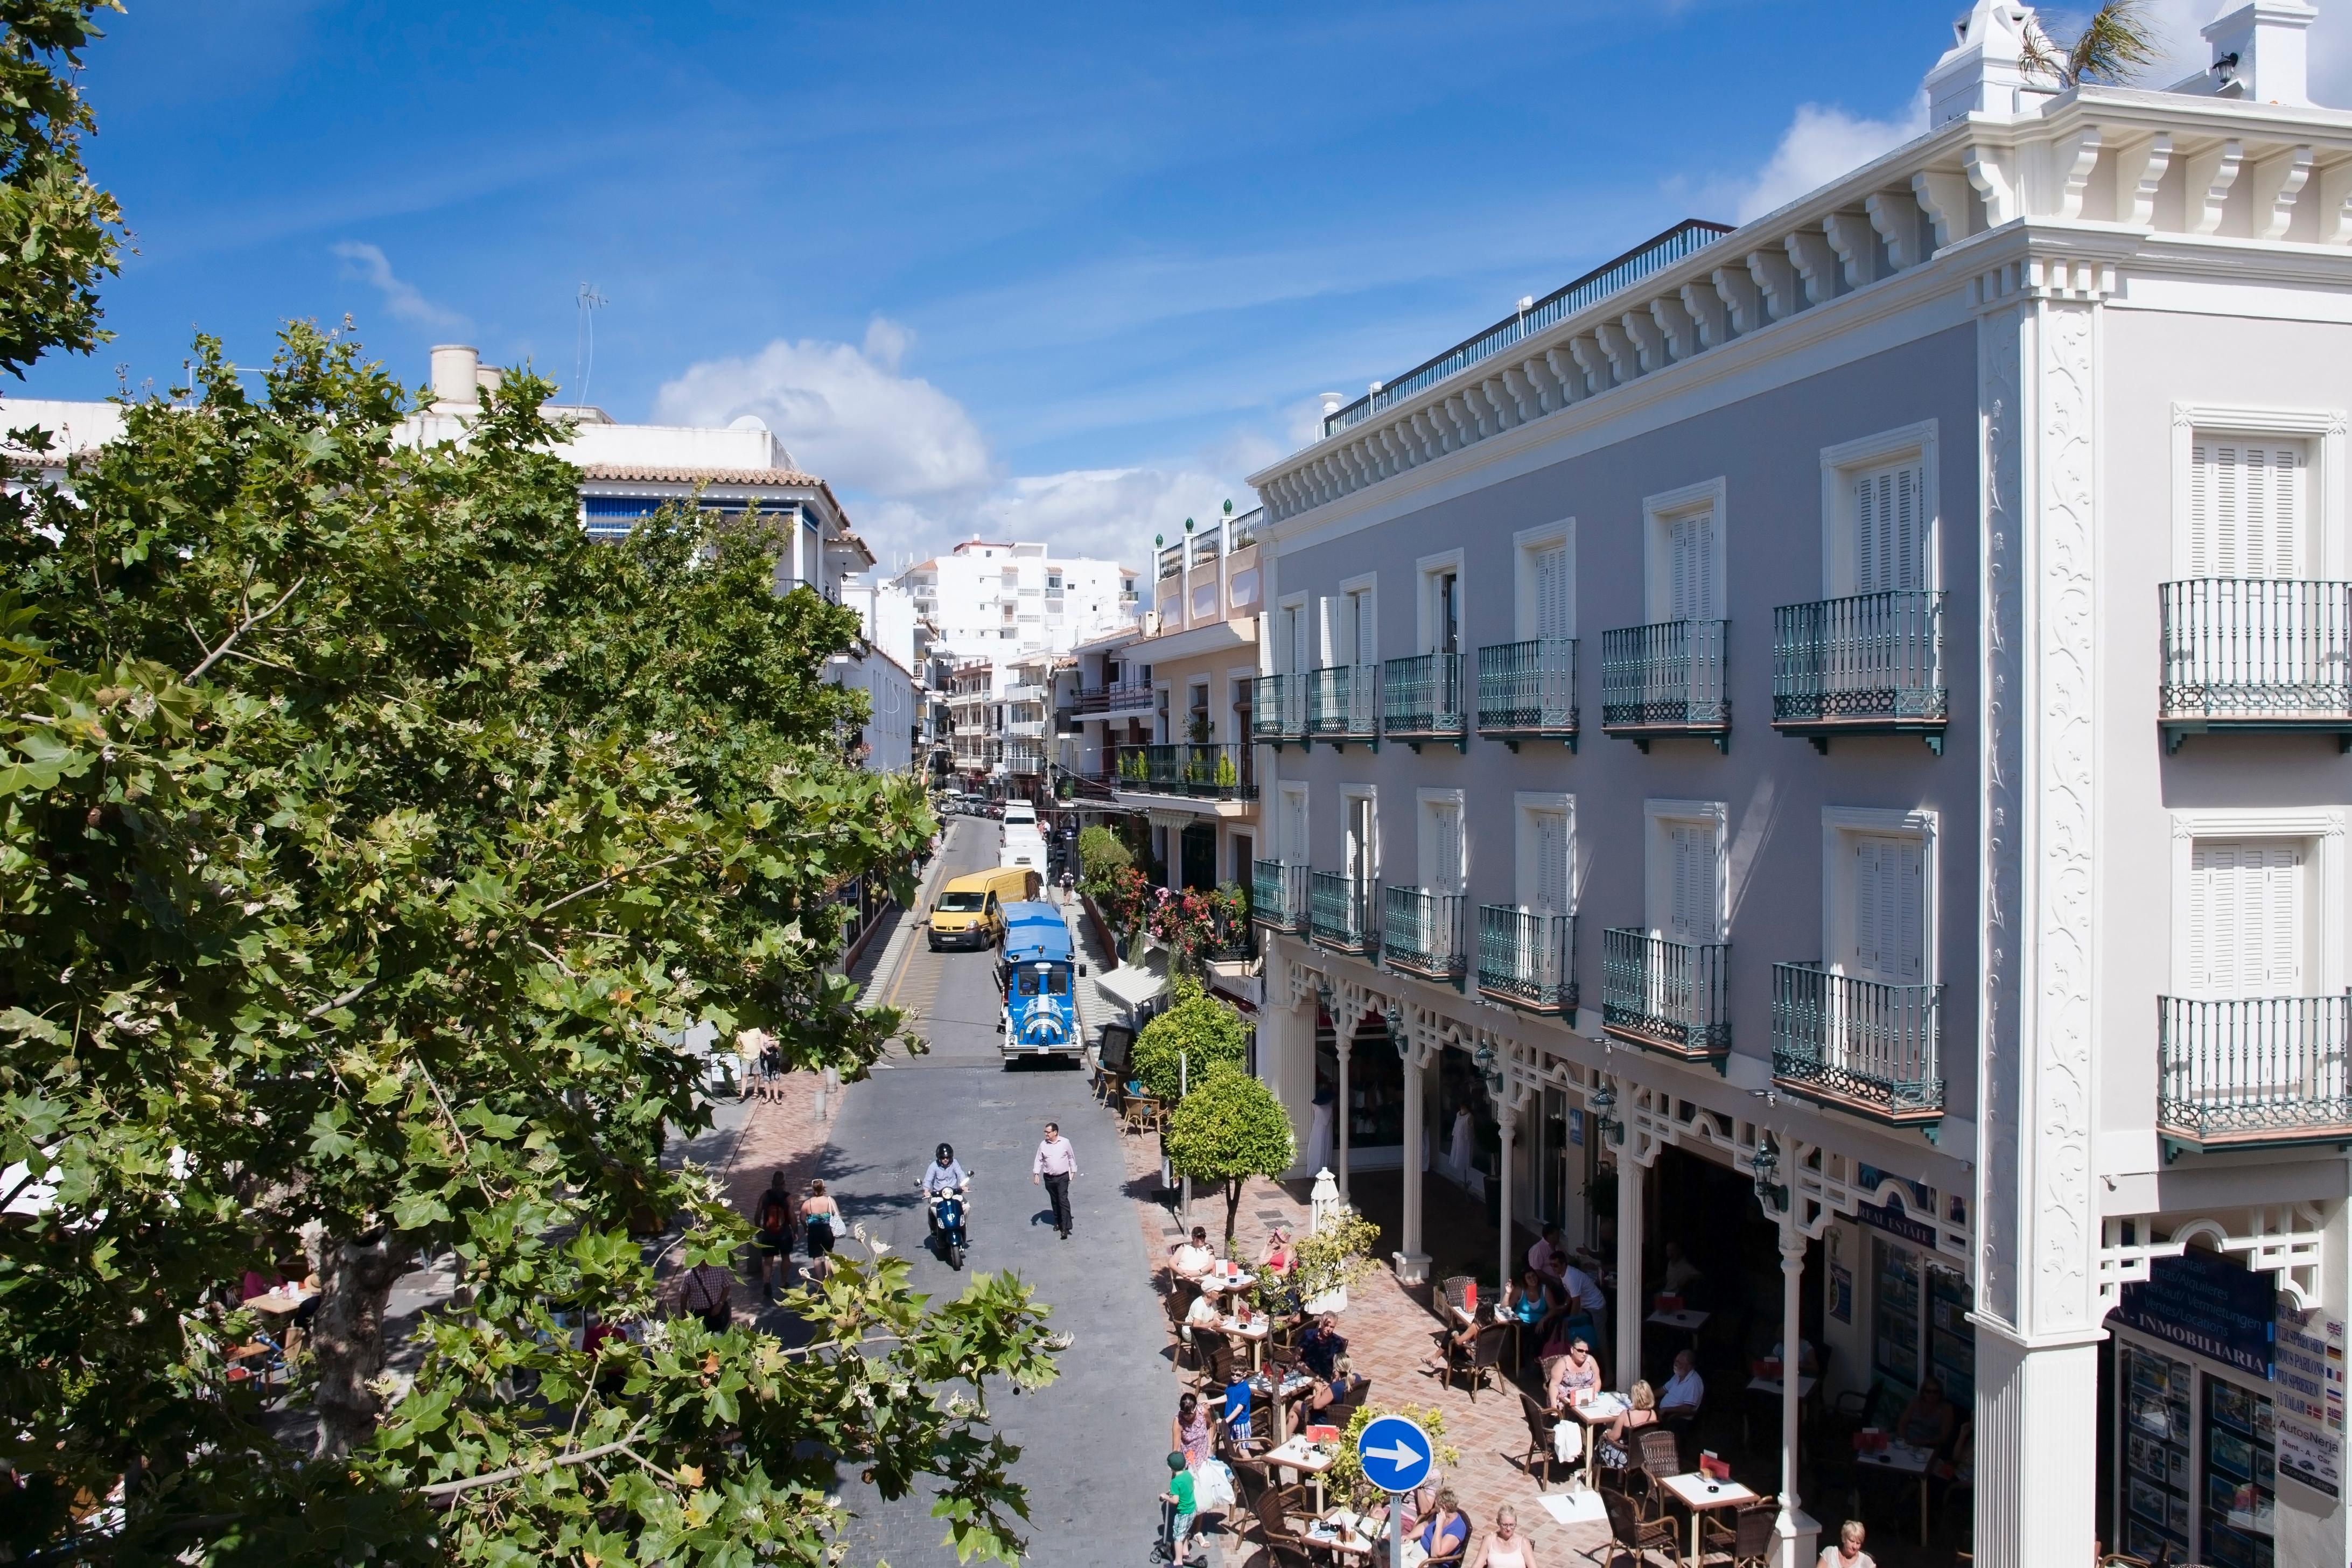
xmin=1927 ymin=1265 xmax=1975 ymax=1408
xmin=1872 ymin=1239 xmax=1921 ymax=1401
xmin=2120 ymin=1342 xmax=2195 ymax=1562
xmin=2201 ymin=1375 xmax=2277 ymax=1568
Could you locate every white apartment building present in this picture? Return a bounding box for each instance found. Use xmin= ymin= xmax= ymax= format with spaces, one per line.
xmin=1246 ymin=6 xmax=2352 ymax=1566
xmin=892 ymin=538 xmax=1137 ymax=664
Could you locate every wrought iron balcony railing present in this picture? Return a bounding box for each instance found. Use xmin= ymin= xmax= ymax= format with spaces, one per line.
xmin=1478 ymin=906 xmax=1578 ymax=1020
xmin=1252 ymin=673 xmax=1307 ymax=745
xmin=2158 ymin=993 xmax=2352 ymax=1152
xmin=1599 ymin=619 xmax=1730 ymax=751
xmin=1308 ymin=872 xmax=1377 ymax=956
xmin=1601 ymin=928 xmax=1730 ymax=1061
xmin=1476 ymin=637 xmax=1579 ymax=749
xmin=1108 ymin=744 xmax=1256 ymax=801
xmin=1158 ymin=544 xmax=1184 ymax=580
xmin=1382 ymin=653 xmax=1466 ymax=748
xmin=1103 ymin=680 xmax=1156 ymax=714
xmin=1382 ymin=887 xmax=1466 ymax=983
xmin=1251 ymin=859 xmax=1309 ymax=934
xmin=1306 ymin=664 xmax=1380 ymax=743
xmin=2159 ymin=579 xmax=2352 ymax=750
xmin=1770 ymin=963 xmax=1945 ymax=1129
xmin=1772 ymin=590 xmax=1946 ymax=753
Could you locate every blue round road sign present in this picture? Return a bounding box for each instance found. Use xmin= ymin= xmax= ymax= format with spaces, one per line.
xmin=1355 ymin=1413 xmax=1434 ymax=1495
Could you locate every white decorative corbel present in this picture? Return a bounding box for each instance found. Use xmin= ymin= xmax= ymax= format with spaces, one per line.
xmin=1744 ymin=248 xmax=1798 ymax=322
xmin=1784 ymin=228 xmax=1840 ymax=306
xmin=1911 ymin=169 xmax=1974 ymax=252
xmin=1568 ymin=334 xmax=1613 ymax=395
xmin=2249 ymin=144 xmax=2315 ymax=241
xmin=1964 ymin=142 xmax=2019 ymax=227
xmin=2052 ymin=124 xmax=2103 ymax=220
xmin=2319 ymin=158 xmax=2352 ymax=246
xmin=1618 ymin=310 xmax=1666 ymax=375
xmin=1678 ymin=279 xmax=1730 ymax=348
xmin=2183 ymin=138 xmax=2245 ymax=236
xmin=1543 ymin=345 xmax=1587 ymax=403
xmin=1593 ymin=320 xmax=1640 ymax=384
xmin=1865 ymin=189 xmax=1924 ymax=271
xmin=1710 ymin=265 xmax=1764 ymax=335
xmin=2117 ymin=131 xmax=2174 ymax=228
xmin=1648 ymin=293 xmax=1698 ymax=363
xmin=1822 ymin=210 xmax=1880 ymax=288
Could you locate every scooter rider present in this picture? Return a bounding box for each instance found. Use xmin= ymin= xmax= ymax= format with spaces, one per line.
xmin=922 ymin=1143 xmax=971 ymax=1235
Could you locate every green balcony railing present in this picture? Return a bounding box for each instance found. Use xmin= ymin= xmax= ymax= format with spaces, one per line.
xmin=1476 ymin=637 xmax=1578 ymax=745
xmin=1772 ymin=590 xmax=1945 ymax=750
xmin=1382 ymin=886 xmax=1465 ymax=982
xmin=1382 ymin=653 xmax=1465 ymax=743
xmin=1600 ymin=619 xmax=1730 ymax=747
xmin=1306 ymin=664 xmax=1379 ymax=740
xmin=1602 ymin=928 xmax=1730 ymax=1060
xmin=2160 ymin=579 xmax=2352 ymax=748
xmin=1108 ymin=744 xmax=1256 ymax=800
xmin=1308 ymin=872 xmax=1376 ymax=955
xmin=1478 ymin=906 xmax=1578 ymax=1019
xmin=1251 ymin=859 xmax=1309 ymax=934
xmin=2158 ymin=992 xmax=2352 ymax=1151
xmin=1252 ymin=673 xmax=1307 ymax=744
xmin=1770 ymin=962 xmax=1944 ymax=1126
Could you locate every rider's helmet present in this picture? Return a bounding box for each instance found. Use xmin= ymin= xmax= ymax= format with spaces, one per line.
xmin=936 ymin=1142 xmax=955 ymax=1165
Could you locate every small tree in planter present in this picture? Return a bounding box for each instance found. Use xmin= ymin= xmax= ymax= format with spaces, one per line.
xmin=1130 ymin=974 xmax=1248 ymax=1104
xmin=1165 ymin=1064 xmax=1295 ymax=1255
xmin=1287 ymin=1207 xmax=1383 ymax=1315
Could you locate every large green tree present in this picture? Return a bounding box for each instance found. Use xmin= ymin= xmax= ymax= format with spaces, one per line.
xmin=1164 ymin=1065 xmax=1294 ymax=1256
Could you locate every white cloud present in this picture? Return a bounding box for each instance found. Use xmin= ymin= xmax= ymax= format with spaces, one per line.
xmin=330 ymin=241 xmax=467 ymax=331
xmin=654 ymin=318 xmax=992 ymax=502
xmin=1730 ymin=98 xmax=1929 ymax=224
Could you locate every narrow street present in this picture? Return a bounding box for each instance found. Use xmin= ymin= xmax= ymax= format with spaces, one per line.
xmin=826 ymin=817 xmax=1180 ymax=1565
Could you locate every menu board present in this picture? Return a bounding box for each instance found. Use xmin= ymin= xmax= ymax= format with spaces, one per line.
xmin=2273 ymin=1302 xmax=2346 ymax=1499
xmin=2120 ymin=1342 xmax=2194 ymax=1562
xmin=2200 ymin=1376 xmax=2275 ymax=1568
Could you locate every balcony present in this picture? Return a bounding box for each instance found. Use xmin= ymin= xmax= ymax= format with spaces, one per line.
xmin=1382 ymin=887 xmax=1466 ymax=984
xmin=1110 ymin=743 xmax=1256 ymax=801
xmin=1305 ymin=664 xmax=1379 ymax=747
xmin=1158 ymin=544 xmax=1184 ymax=580
xmin=1104 ymin=680 xmax=1155 ymax=716
xmin=1252 ymin=673 xmax=1307 ymax=747
xmin=1007 ymin=718 xmax=1047 ymax=739
xmin=1005 ymin=682 xmax=1048 ymax=702
xmin=2159 ymin=579 xmax=2352 ymax=750
xmin=1308 ymin=872 xmax=1377 ymax=956
xmin=1599 ymin=620 xmax=1730 ymax=751
xmin=1476 ymin=638 xmax=1578 ymax=751
xmin=1772 ymin=591 xmax=1946 ymax=753
xmin=1478 ymin=906 xmax=1578 ymax=1021
xmin=1601 ymin=929 xmax=1730 ymax=1063
xmin=2157 ymin=993 xmax=2352 ymax=1153
xmin=1770 ymin=963 xmax=1945 ymax=1131
xmin=1251 ymin=859 xmax=1309 ymax=934
xmin=1382 ymin=653 xmax=1466 ymax=751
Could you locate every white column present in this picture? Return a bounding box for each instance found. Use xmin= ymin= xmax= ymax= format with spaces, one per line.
xmin=1336 ymin=1033 xmax=1353 ymax=1207
xmin=1396 ymin=1032 xmax=1431 ymax=1284
xmin=1773 ymin=1226 xmax=1821 ymax=1568
xmin=1615 ymin=1145 xmax=1643 ymax=1387
xmin=1496 ymin=1087 xmax=1520 ymax=1294
xmin=1971 ymin=271 xmax=2109 ymax=1568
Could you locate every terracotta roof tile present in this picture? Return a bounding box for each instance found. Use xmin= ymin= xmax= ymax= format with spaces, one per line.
xmin=577 ymin=462 xmax=823 ymax=486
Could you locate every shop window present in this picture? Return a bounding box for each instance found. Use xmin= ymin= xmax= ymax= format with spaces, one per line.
xmin=2201 ymin=1375 xmax=2277 ymax=1563
xmin=2120 ymin=1342 xmax=2196 ymax=1561
xmin=1872 ymin=1238 xmax=1921 ymax=1401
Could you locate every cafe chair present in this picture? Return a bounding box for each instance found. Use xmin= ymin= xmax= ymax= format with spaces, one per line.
xmin=1440 ymin=1321 xmax=1510 ymax=1402
xmin=1518 ymin=1389 xmax=1569 ymax=1491
xmin=1124 ymin=1096 xmax=1161 ymax=1136
xmin=1603 ymin=1488 xmax=1686 ymax=1568
xmin=1699 ymin=1496 xmax=1777 ymax=1568
xmin=1247 ymin=1490 xmax=1328 ymax=1567
xmin=1439 ymin=1274 xmax=1475 ymax=1317
xmin=1165 ymin=1292 xmax=1201 ymax=1374
xmin=1628 ymin=1427 xmax=1686 ymax=1521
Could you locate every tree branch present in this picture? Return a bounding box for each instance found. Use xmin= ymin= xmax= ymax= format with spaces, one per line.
xmin=304 ymin=981 xmax=372 ymax=1022
xmin=184 ymin=573 xmax=306 ymax=683
xmin=416 ymin=1417 xmax=650 ymax=1500
xmin=536 ymin=853 xmax=689 ymax=918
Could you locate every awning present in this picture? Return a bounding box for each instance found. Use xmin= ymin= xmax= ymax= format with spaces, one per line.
xmin=1094 ymin=963 xmax=1170 ymax=1019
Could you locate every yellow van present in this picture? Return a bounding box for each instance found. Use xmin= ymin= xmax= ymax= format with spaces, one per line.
xmin=929 ymin=867 xmax=1042 ymax=951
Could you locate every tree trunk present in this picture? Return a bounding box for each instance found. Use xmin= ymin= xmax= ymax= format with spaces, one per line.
xmin=309 ymin=1228 xmax=408 ymax=1459
xmin=1223 ymin=1178 xmax=1242 ymax=1258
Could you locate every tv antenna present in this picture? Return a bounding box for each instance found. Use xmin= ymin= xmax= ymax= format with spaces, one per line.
xmin=572 ymin=283 xmax=608 ymax=408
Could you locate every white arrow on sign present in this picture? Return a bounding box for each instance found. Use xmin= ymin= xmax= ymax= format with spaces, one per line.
xmin=1362 ymin=1438 xmax=1425 ymax=1469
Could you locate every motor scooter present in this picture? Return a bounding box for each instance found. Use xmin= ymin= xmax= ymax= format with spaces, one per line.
xmin=925 ymin=1182 xmax=971 ymax=1270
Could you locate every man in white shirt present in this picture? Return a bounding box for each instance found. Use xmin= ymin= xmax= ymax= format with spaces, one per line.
xmin=1660 ymin=1349 xmax=1704 ymax=1417
xmin=1031 ymin=1122 xmax=1078 ymax=1240
xmin=1559 ymin=1258 xmax=1609 ymax=1345
xmin=1527 ymin=1224 xmax=1568 ymax=1291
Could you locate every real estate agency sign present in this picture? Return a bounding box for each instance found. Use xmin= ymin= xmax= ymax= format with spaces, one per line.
xmin=2273 ymin=1301 xmax=2346 ymax=1499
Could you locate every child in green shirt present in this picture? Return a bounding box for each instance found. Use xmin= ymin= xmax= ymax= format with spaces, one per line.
xmin=1160 ymin=1450 xmax=1198 ymax=1563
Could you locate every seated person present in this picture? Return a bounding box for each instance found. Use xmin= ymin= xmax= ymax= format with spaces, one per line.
xmin=1413 ymin=1489 xmax=1470 ymax=1561
xmin=1504 ymin=1268 xmax=1562 ymax=1331
xmin=1660 ymin=1239 xmax=1702 ymax=1297
xmin=1768 ymin=1335 xmax=1822 ymax=1376
xmin=1298 ymin=1312 xmax=1348 ymax=1380
xmin=1895 ymin=1375 xmax=1957 ymax=1452
xmin=1302 ymin=1355 xmax=1367 ymax=1415
xmin=1183 ymin=1287 xmax=1225 ymax=1336
xmin=1258 ymin=1227 xmax=1294 ymax=1278
xmin=1599 ymin=1378 xmax=1661 ymax=1458
xmin=1526 ymin=1223 xmax=1570 ymax=1294
xmin=1544 ymin=1336 xmax=1604 ymax=1411
xmin=1170 ymin=1226 xmax=1216 ymax=1283
xmin=1659 ymin=1348 xmax=1704 ymax=1418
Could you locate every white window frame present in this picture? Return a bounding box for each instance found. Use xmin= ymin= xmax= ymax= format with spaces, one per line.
xmin=1514 ymin=791 xmax=1578 ymax=913
xmin=1278 ymin=781 xmax=1310 ymax=864
xmin=1416 ymin=548 xmax=1467 ymax=655
xmin=1819 ymin=421 xmax=1940 ymax=597
xmin=1642 ymin=477 xmax=1729 ymax=625
xmin=1820 ymin=806 xmax=1940 ymax=985
xmin=1335 ymin=571 xmax=1379 ymax=668
xmin=1340 ymin=784 xmax=1381 ymax=886
xmin=1513 ymin=520 xmax=1577 ymax=641
xmin=1416 ymin=787 xmax=1467 ymax=894
xmin=2168 ymin=807 xmax=2347 ymax=994
xmin=1277 ymin=593 xmax=1311 ymax=676
xmin=2169 ymin=403 xmax=2348 ymax=578
xmin=1643 ymin=797 xmax=1728 ymax=941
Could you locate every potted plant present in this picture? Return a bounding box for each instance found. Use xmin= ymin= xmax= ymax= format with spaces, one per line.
xmin=1290 ymin=1207 xmax=1382 ymax=1315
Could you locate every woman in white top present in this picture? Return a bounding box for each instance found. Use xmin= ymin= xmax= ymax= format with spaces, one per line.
xmin=1467 ymin=1505 xmax=1537 ymax=1568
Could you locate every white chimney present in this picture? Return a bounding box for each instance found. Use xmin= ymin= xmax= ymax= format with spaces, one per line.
xmin=1923 ymin=1 xmax=2049 ymax=125
xmin=429 ymin=344 xmax=480 ymax=411
xmin=2201 ymin=1 xmax=2316 ymax=106
xmin=474 ymin=363 xmax=502 ymax=397
xmin=1319 ymin=391 xmax=1343 ymax=417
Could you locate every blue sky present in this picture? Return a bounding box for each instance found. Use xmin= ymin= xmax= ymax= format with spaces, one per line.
xmin=22 ymin=1 xmax=2293 ymax=569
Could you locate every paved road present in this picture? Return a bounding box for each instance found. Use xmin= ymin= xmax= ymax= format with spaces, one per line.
xmin=827 ymin=817 xmax=1182 ymax=1566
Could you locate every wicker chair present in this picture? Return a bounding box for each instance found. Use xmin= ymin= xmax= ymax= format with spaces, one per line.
xmin=1700 ymin=1496 xmax=1778 ymax=1568
xmin=1440 ymin=1321 xmax=1510 ymax=1402
xmin=1627 ymin=1426 xmax=1686 ymax=1520
xmin=1248 ymin=1489 xmax=1324 ymax=1566
xmin=1604 ymin=1488 xmax=1685 ymax=1568
xmin=1518 ymin=1389 xmax=1567 ymax=1490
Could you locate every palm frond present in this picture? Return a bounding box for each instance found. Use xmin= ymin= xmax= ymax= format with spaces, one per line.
xmin=2019 ymin=18 xmax=2067 ymax=83
xmin=2068 ymin=0 xmax=2161 ymax=85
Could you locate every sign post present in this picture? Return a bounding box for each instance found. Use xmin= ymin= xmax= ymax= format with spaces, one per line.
xmin=1354 ymin=1414 xmax=1434 ymax=1568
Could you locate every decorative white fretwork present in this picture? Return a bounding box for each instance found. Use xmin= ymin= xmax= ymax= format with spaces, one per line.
xmin=2096 ymin=1205 xmax=2326 ymax=1311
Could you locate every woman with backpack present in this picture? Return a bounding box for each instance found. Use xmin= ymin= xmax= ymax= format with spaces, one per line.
xmin=801 ymin=1180 xmax=841 ymax=1264
xmin=751 ymin=1171 xmax=796 ymax=1300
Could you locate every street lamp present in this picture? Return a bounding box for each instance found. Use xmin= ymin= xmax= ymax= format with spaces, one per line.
xmin=1752 ymin=1133 xmax=1789 ymax=1217
xmin=1383 ymin=1001 xmax=1406 ymax=1059
xmin=1473 ymin=1039 xmax=1502 ymax=1097
xmin=1315 ymin=976 xmax=1333 ymax=1023
xmin=1588 ymin=1079 xmax=1622 ymax=1145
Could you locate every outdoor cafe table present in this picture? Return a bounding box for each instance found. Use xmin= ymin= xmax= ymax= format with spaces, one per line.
xmin=1743 ymin=1373 xmax=1819 ymax=1447
xmin=1264 ymin=1433 xmax=1337 ymax=1512
xmin=1221 ymin=1313 xmax=1270 ymax=1371
xmin=242 ymin=1290 xmax=310 ymax=1318
xmin=1658 ymin=1473 xmax=1758 ymax=1562
xmin=1269 ymin=1369 xmax=1318 ymax=1443
xmin=1856 ymin=1441 xmax=1935 ymax=1543
xmin=1556 ymin=1389 xmax=1629 ymax=1485
xmin=1303 ymin=1508 xmax=1388 ymax=1559
xmin=1199 ymin=1263 xmax=1256 ymax=1297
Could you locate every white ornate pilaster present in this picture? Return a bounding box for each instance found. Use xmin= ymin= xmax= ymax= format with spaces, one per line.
xmin=1395 ymin=1010 xmax=1437 ymax=1284
xmin=1971 ymin=252 xmax=2110 ymax=1568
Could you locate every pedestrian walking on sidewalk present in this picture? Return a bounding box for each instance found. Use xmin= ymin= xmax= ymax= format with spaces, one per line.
xmin=751 ymin=1170 xmax=795 ymax=1300
xmin=1032 ymin=1121 xmax=1077 ymax=1238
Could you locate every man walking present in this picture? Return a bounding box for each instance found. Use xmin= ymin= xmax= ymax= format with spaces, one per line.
xmin=1032 ymin=1121 xmax=1077 ymax=1239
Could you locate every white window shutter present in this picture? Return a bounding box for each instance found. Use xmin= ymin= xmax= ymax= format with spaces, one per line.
xmin=1437 ymin=803 xmax=1464 ymax=894
xmin=1535 ymin=544 xmax=1569 ymax=640
xmin=1535 ymin=811 xmax=1569 ymax=915
xmin=1896 ymin=838 xmax=1925 ymax=981
xmin=1671 ymin=824 xmax=1716 ymax=943
xmin=2189 ymin=839 xmax=2307 ymax=997
xmin=1354 ymin=590 xmax=1377 ymax=666
xmin=2190 ymin=440 xmax=2307 ymax=580
xmin=1855 ymin=841 xmax=1884 ymax=974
